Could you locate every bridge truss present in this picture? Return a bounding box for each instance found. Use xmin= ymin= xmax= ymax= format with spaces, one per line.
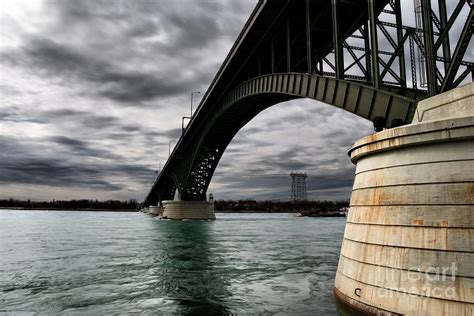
xmin=144 ymin=0 xmax=473 ymax=206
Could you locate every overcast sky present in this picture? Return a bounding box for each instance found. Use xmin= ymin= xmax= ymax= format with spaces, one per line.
xmin=0 ymin=1 xmax=470 ymax=202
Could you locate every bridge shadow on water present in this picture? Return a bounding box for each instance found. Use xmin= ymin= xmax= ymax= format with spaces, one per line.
xmin=148 ymin=219 xmax=232 ymax=315
xmin=143 ymin=215 xmax=351 ymax=315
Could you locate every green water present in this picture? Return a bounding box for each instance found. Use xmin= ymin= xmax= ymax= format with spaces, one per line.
xmin=0 ymin=210 xmax=346 ymax=314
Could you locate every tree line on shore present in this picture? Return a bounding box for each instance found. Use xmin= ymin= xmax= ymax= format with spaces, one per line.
xmin=214 ymin=199 xmax=349 ymax=212
xmin=0 ymin=198 xmax=349 ymax=212
xmin=0 ymin=198 xmax=139 ymax=210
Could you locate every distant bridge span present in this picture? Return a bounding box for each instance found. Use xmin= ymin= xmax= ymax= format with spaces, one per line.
xmin=144 ymin=0 xmax=473 ymax=206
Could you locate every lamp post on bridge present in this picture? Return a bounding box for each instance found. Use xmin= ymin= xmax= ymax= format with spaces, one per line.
xmin=154 ymin=162 xmax=161 ymax=181
xmin=182 ymin=91 xmax=201 ymax=133
xmin=190 ymin=91 xmax=201 ymax=116
xmin=182 ymin=116 xmax=191 ymax=133
xmin=152 ymin=162 xmax=162 ymax=186
xmin=169 ymin=140 xmax=176 ymax=157
xmin=153 ymin=170 xmax=158 ymax=184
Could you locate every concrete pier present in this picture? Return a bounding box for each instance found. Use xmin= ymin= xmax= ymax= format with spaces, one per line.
xmin=161 ymin=200 xmax=216 ymax=220
xmin=148 ymin=205 xmax=163 ymax=216
xmin=334 ymin=83 xmax=474 ymax=315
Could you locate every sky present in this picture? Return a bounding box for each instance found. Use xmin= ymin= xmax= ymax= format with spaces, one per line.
xmin=0 ymin=0 xmax=470 ymax=202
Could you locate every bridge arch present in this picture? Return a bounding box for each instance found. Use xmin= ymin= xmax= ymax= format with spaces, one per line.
xmin=150 ymin=172 xmax=180 ymax=203
xmin=177 ymin=73 xmax=419 ymax=201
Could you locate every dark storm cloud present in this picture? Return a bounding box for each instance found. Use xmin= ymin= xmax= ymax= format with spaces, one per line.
xmin=46 ymin=109 xmax=86 ymax=118
xmin=164 ymin=10 xmax=223 ymax=50
xmin=41 ymin=109 xmax=174 ymax=146
xmin=0 ymin=158 xmax=124 ymax=191
xmin=15 ymin=37 xmax=186 ymax=102
xmin=121 ymin=125 xmax=141 ymax=132
xmin=49 ymin=136 xmax=120 ymax=159
xmin=40 ymin=109 xmax=124 ymax=131
xmin=50 ymin=0 xmax=248 ymax=49
xmin=305 ymin=171 xmax=355 ymax=191
xmin=80 ymin=114 xmax=121 ymax=129
xmin=0 ymin=136 xmax=154 ymax=191
xmin=244 ymin=148 xmax=317 ymax=172
xmin=0 ymin=157 xmax=156 ymax=191
xmin=9 ymin=0 xmax=258 ymax=105
xmin=101 ymin=126 xmax=176 ymax=149
xmin=51 ymin=136 xmax=89 ymax=148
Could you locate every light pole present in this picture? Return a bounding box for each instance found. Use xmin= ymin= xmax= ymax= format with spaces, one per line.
xmin=182 ymin=91 xmax=201 ymax=133
xmin=155 ymin=162 xmax=161 ymax=181
xmin=190 ymin=91 xmax=201 ymax=117
xmin=182 ymin=116 xmax=191 ymax=133
xmin=169 ymin=139 xmax=176 ymax=157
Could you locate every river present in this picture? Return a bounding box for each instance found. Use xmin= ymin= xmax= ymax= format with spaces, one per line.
xmin=0 ymin=210 xmax=349 ymax=314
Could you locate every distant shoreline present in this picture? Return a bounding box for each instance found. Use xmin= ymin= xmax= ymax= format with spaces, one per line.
xmin=0 ymin=207 xmax=137 ymax=212
xmin=0 ymin=208 xmax=344 ymax=214
xmin=1 ymin=199 xmax=349 ymax=213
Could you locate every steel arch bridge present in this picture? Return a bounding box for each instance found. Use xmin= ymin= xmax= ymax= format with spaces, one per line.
xmin=143 ymin=0 xmax=473 ymax=206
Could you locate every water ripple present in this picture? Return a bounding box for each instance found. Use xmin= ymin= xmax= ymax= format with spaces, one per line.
xmin=0 ymin=210 xmax=345 ymax=314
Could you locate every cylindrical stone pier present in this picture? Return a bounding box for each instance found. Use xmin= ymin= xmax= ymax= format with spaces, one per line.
xmin=148 ymin=205 xmax=163 ymax=216
xmin=334 ymin=83 xmax=474 ymax=315
xmin=161 ymin=200 xmax=216 ymax=220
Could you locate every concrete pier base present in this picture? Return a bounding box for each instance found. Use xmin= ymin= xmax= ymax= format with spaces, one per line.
xmin=148 ymin=205 xmax=163 ymax=216
xmin=334 ymin=83 xmax=474 ymax=315
xmin=161 ymin=200 xmax=216 ymax=220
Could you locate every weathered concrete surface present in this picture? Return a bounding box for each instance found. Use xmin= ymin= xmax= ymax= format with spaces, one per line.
xmin=161 ymin=200 xmax=216 ymax=220
xmin=334 ymin=82 xmax=474 ymax=315
xmin=412 ymin=82 xmax=473 ymax=124
xmin=148 ymin=205 xmax=163 ymax=216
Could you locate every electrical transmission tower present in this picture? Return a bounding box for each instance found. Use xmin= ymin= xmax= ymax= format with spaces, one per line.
xmin=290 ymin=172 xmax=307 ymax=201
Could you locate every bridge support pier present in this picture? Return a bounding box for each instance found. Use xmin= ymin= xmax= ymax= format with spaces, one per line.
xmin=148 ymin=205 xmax=163 ymax=216
xmin=161 ymin=200 xmax=216 ymax=220
xmin=334 ymin=83 xmax=474 ymax=315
